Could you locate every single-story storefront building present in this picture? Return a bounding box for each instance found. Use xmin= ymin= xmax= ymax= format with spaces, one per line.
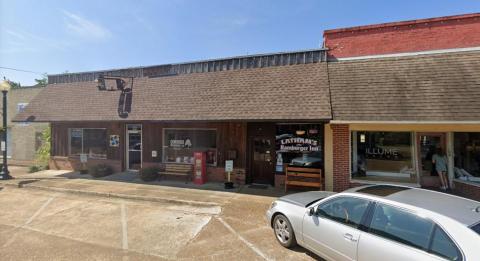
xmin=15 ymin=50 xmax=332 ymax=188
xmin=326 ymin=50 xmax=480 ymax=200
xmin=13 ymin=13 xmax=480 ymax=200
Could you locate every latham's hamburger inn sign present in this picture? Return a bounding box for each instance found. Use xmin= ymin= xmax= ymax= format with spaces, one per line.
xmin=279 ymin=137 xmax=320 ymax=152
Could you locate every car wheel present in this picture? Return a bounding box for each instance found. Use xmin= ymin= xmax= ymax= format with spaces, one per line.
xmin=273 ymin=214 xmax=297 ymax=248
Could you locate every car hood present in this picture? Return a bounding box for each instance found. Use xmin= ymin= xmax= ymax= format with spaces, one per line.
xmin=278 ymin=191 xmax=336 ymax=207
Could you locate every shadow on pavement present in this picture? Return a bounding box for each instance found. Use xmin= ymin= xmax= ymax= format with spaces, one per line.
xmin=289 ymin=245 xmax=325 ymax=260
xmin=9 ymin=168 xmax=321 ymax=199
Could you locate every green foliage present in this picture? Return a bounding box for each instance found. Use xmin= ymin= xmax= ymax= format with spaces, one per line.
xmin=28 ymin=165 xmax=41 ymax=173
xmin=35 ymin=127 xmax=51 ymax=168
xmin=8 ymin=80 xmax=21 ymax=89
xmin=89 ymin=164 xmax=114 ymax=178
xmin=139 ymin=166 xmax=160 ymax=181
xmin=34 ymin=74 xmax=48 ymax=87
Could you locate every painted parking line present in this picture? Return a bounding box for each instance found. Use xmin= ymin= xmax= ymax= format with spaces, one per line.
xmin=120 ymin=202 xmax=128 ymax=250
xmin=217 ymin=217 xmax=272 ymax=261
xmin=2 ymin=195 xmax=56 ymax=247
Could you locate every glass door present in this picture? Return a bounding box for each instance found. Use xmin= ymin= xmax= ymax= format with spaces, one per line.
xmin=127 ymin=124 xmax=142 ymax=171
xmin=417 ymin=133 xmax=446 ymax=186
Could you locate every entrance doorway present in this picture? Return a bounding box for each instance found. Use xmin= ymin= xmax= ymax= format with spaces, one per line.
xmin=417 ymin=133 xmax=446 ymax=187
xmin=251 ymin=136 xmax=275 ymax=184
xmin=248 ymin=123 xmax=275 ymax=185
xmin=127 ymin=124 xmax=142 ymax=171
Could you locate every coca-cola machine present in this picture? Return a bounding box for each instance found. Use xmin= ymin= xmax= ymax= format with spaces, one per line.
xmin=193 ymin=151 xmax=207 ymax=185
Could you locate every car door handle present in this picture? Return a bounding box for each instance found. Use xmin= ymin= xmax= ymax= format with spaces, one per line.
xmin=344 ymin=233 xmax=358 ymax=242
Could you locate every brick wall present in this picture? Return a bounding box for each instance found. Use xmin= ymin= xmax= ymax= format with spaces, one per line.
xmin=207 ymin=167 xmax=246 ymax=185
xmin=453 ymin=180 xmax=480 ymax=201
xmin=49 ymin=156 xmax=122 ymax=173
xmin=332 ymin=124 xmax=350 ymax=192
xmin=324 ymin=13 xmax=480 ymax=59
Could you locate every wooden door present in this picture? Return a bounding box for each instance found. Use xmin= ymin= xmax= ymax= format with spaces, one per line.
xmin=250 ymin=136 xmax=275 ymax=184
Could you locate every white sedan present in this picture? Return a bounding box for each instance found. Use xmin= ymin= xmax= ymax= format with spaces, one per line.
xmin=267 ymin=185 xmax=480 ymax=261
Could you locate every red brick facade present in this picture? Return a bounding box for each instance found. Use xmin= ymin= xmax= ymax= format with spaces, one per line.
xmin=453 ymin=180 xmax=480 ymax=201
xmin=324 ymin=13 xmax=480 ymax=59
xmin=49 ymin=156 xmax=123 ymax=173
xmin=331 ymin=124 xmax=351 ymax=192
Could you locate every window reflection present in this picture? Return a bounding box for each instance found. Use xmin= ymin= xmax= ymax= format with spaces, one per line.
xmin=454 ymin=132 xmax=480 ymax=183
xmin=352 ymin=131 xmax=415 ymax=183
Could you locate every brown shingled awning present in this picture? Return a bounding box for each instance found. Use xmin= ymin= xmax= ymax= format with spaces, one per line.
xmin=13 ymin=63 xmax=332 ymax=122
xmin=329 ymin=50 xmax=480 ymax=121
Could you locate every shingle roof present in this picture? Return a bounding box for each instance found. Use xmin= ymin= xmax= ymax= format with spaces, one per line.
xmin=328 ymin=50 xmax=480 ymax=121
xmin=14 ymin=62 xmax=331 ymax=122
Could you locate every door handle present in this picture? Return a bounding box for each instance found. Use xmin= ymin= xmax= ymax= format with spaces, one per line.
xmin=344 ymin=233 xmax=357 ymax=242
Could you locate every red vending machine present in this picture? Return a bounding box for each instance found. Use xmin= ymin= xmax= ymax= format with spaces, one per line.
xmin=193 ymin=151 xmax=207 ymax=185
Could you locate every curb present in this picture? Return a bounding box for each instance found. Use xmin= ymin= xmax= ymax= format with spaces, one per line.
xmin=2 ymin=181 xmax=220 ymax=207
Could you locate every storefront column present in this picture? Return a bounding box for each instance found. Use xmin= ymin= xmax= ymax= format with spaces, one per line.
xmin=331 ymin=124 xmax=351 ymax=192
xmin=447 ymin=132 xmax=455 ymax=188
xmin=324 ymin=124 xmax=333 ymax=191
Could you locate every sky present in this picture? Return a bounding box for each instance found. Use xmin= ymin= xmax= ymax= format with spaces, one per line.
xmin=1 ymin=0 xmax=480 ymax=86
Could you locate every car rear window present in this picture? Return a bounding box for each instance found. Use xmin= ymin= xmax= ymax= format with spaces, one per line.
xmin=471 ymin=222 xmax=480 ymax=235
xmin=356 ymin=185 xmax=411 ymax=197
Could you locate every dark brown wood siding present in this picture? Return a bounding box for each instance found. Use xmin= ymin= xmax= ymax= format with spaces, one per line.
xmin=51 ymin=122 xmax=126 ymax=169
xmin=142 ymin=122 xmax=246 ymax=168
xmin=51 ymin=121 xmax=247 ymax=169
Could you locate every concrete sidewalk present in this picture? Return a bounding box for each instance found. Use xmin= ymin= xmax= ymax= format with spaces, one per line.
xmin=3 ymin=168 xmax=285 ymax=207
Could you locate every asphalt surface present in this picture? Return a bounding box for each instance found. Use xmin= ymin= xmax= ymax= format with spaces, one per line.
xmin=0 ymin=170 xmax=320 ymax=261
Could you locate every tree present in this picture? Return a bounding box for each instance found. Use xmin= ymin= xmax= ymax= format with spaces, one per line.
xmin=2 ymin=77 xmax=21 ymax=89
xmin=35 ymin=127 xmax=51 ymax=169
xmin=34 ymin=73 xmax=48 ymax=87
xmin=8 ymin=80 xmax=21 ymax=89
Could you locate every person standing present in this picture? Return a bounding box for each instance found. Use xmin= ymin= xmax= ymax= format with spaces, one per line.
xmin=432 ymin=148 xmax=449 ymax=191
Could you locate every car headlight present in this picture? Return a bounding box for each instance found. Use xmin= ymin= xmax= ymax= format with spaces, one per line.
xmin=270 ymin=201 xmax=277 ymax=209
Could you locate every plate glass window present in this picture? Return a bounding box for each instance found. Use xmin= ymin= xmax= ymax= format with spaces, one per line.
xmin=275 ymin=124 xmax=323 ymax=172
xmin=69 ymin=128 xmax=107 ymax=159
xmin=163 ymin=129 xmax=217 ymax=165
xmin=454 ymin=132 xmax=480 ymax=184
xmin=352 ymin=131 xmax=415 ymax=183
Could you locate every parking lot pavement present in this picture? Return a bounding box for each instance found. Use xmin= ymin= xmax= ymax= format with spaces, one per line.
xmin=0 ymin=186 xmax=318 ymax=261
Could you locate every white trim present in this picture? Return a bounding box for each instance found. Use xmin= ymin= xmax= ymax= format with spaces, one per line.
xmin=334 ymin=46 xmax=480 ymax=61
xmin=331 ymin=120 xmax=480 ymax=125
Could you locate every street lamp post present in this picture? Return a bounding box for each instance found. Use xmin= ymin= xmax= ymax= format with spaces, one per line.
xmin=0 ymin=80 xmax=12 ymax=180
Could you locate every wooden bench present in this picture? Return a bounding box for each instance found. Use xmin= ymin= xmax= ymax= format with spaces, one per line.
xmin=285 ymin=165 xmax=322 ymax=192
xmin=158 ymin=164 xmax=192 ymax=183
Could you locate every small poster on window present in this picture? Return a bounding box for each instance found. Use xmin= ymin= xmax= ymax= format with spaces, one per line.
xmin=110 ymin=135 xmax=120 ymax=147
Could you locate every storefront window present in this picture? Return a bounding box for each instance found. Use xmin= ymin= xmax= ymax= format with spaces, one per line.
xmin=69 ymin=128 xmax=108 ymax=159
xmin=163 ymin=129 xmax=217 ymax=165
xmin=352 ymin=131 xmax=415 ymax=183
xmin=454 ymin=132 xmax=480 ymax=182
xmin=275 ymin=124 xmax=323 ymax=172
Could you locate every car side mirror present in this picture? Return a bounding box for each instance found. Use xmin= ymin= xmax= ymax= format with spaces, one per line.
xmin=307 ymin=207 xmax=316 ymax=216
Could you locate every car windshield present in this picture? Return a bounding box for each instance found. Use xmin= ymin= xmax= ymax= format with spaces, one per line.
xmin=471 ymin=222 xmax=480 ymax=235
